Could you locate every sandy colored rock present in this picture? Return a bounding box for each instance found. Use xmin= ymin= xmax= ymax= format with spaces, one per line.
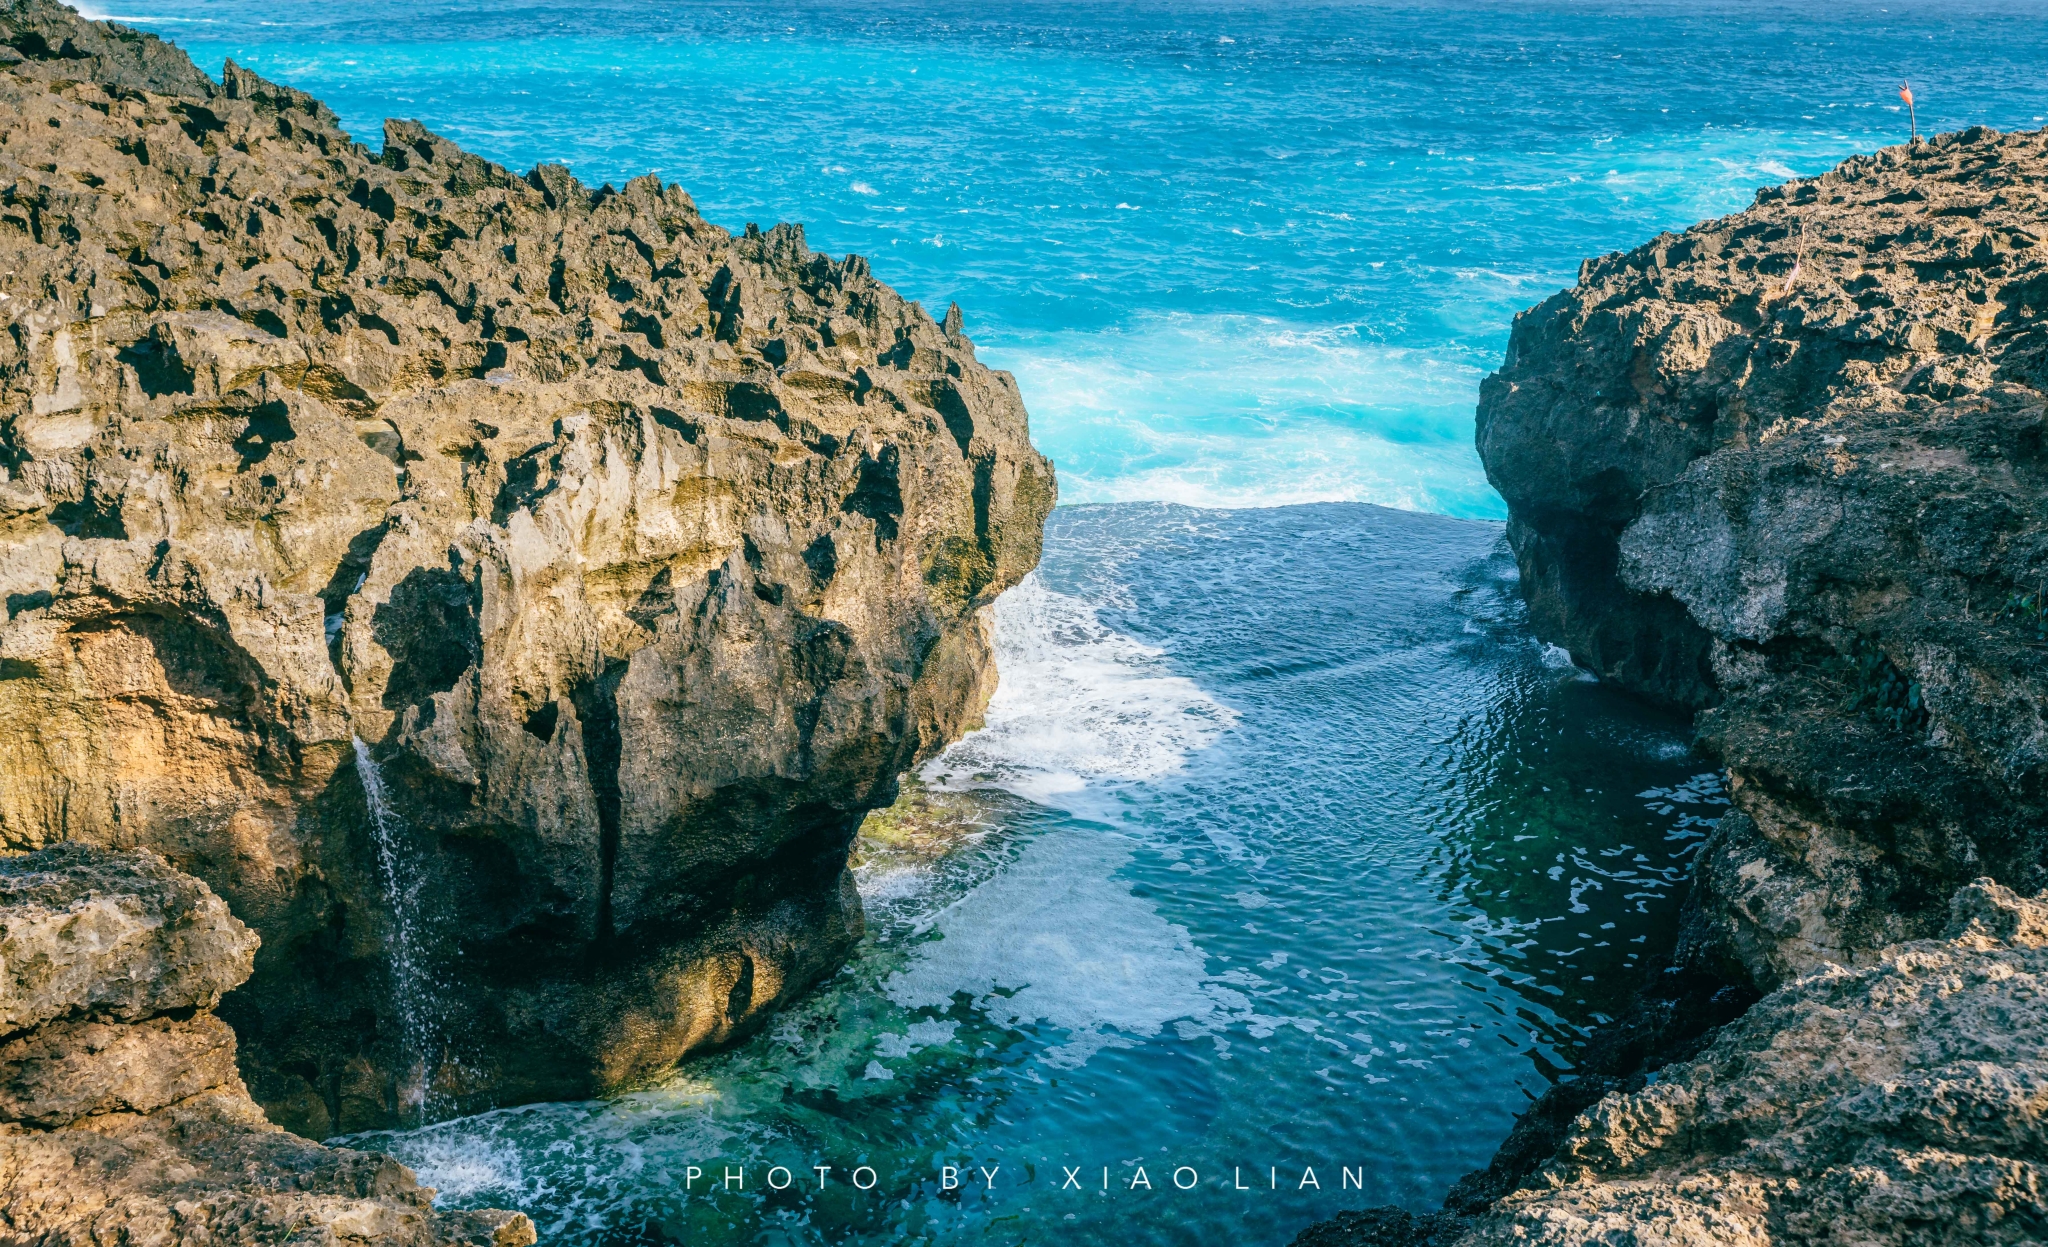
xmin=0 ymin=1088 xmax=535 ymax=1246
xmin=0 ymin=0 xmax=1051 ymax=1129
xmin=0 ymin=1013 xmax=242 ymax=1127
xmin=1453 ymin=881 xmax=2048 ymax=1247
xmin=0 ymin=842 xmax=537 ymax=1245
xmin=0 ymin=843 xmax=258 ymax=1032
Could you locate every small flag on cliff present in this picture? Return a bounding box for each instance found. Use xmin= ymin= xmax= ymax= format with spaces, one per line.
xmin=1900 ymin=80 xmax=1919 ymax=143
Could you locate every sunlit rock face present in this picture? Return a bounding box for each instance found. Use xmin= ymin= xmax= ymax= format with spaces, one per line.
xmin=0 ymin=0 xmax=1051 ymax=1135
xmin=1301 ymin=128 xmax=2048 ymax=1247
xmin=0 ymin=842 xmax=538 ymax=1245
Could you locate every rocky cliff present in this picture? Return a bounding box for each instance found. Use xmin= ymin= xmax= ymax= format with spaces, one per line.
xmin=1301 ymin=125 xmax=2048 ymax=1244
xmin=0 ymin=0 xmax=1052 ymax=1135
xmin=1304 ymin=880 xmax=2048 ymax=1247
xmin=0 ymin=842 xmax=536 ymax=1245
xmin=1480 ymin=123 xmax=2048 ymax=991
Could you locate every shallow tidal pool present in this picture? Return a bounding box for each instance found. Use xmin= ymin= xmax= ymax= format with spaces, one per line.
xmin=354 ymin=501 xmax=1725 ymax=1246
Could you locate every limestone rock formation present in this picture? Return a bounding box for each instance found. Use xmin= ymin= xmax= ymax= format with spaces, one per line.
xmin=0 ymin=843 xmax=536 ymax=1246
xmin=1477 ymin=125 xmax=2048 ymax=987
xmin=1298 ymin=881 xmax=2048 ymax=1247
xmin=0 ymin=836 xmax=256 ymax=1030
xmin=1299 ymin=127 xmax=2048 ymax=1246
xmin=0 ymin=0 xmax=1052 ymax=1134
xmin=1449 ymin=879 xmax=2048 ymax=1247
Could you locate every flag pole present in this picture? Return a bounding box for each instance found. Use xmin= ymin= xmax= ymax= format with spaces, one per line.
xmin=1900 ymin=81 xmax=1919 ymax=143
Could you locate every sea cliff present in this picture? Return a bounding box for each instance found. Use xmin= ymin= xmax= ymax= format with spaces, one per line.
xmin=0 ymin=0 xmax=1051 ymax=1138
xmin=1304 ymin=126 xmax=2048 ymax=1244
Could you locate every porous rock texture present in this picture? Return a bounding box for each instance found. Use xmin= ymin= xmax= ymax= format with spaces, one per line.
xmin=1450 ymin=880 xmax=2048 ymax=1247
xmin=1478 ymin=125 xmax=2048 ymax=988
xmin=0 ymin=843 xmax=536 ymax=1246
xmin=1297 ymin=127 xmax=2048 ymax=1245
xmin=0 ymin=0 xmax=1052 ymax=1135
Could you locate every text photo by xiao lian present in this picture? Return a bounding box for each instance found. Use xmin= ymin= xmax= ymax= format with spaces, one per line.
xmin=675 ymin=1162 xmax=1381 ymax=1195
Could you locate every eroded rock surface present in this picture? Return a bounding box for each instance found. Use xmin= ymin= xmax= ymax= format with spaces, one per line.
xmin=1454 ymin=880 xmax=2048 ymax=1246
xmin=1476 ymin=126 xmax=2048 ymax=987
xmin=0 ymin=844 xmax=536 ymax=1246
xmin=1300 ymin=880 xmax=2048 ymax=1247
xmin=0 ymin=0 xmax=1052 ymax=1133
xmin=1299 ymin=128 xmax=2048 ymax=1246
xmin=0 ymin=839 xmax=256 ymax=1031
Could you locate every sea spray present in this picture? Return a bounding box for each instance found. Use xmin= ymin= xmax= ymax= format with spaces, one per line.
xmin=352 ymin=735 xmax=442 ymax=1118
xmin=920 ymin=574 xmax=1237 ymax=810
xmin=353 ymin=503 xmax=1725 ymax=1244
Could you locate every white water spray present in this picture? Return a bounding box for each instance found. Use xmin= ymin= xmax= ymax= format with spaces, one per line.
xmin=353 ymin=736 xmax=440 ymax=1116
xmin=919 ymin=575 xmax=1236 ymax=810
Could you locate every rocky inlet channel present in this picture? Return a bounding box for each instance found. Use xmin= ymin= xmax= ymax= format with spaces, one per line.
xmin=0 ymin=0 xmax=2045 ymax=1244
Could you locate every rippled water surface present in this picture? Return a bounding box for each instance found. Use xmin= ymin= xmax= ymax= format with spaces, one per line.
xmin=101 ymin=1 xmax=2045 ymax=1241
xmin=348 ymin=503 xmax=1724 ymax=1244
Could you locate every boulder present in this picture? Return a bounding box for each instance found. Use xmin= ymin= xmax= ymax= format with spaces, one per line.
xmin=0 ymin=844 xmax=258 ymax=1032
xmin=0 ymin=843 xmax=537 ymax=1246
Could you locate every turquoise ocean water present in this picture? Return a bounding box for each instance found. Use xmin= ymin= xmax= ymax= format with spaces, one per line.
xmin=108 ymin=2 xmax=2047 ymax=1242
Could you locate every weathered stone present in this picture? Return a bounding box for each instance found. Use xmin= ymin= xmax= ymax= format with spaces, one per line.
xmin=0 ymin=843 xmax=536 ymax=1245
xmin=0 ymin=0 xmax=211 ymax=95
xmin=0 ymin=843 xmax=258 ymax=1032
xmin=1450 ymin=881 xmax=2048 ymax=1247
xmin=1300 ymin=127 xmax=2048 ymax=1247
xmin=0 ymin=1013 xmax=242 ymax=1127
xmin=0 ymin=0 xmax=1052 ymax=1131
xmin=0 ymin=1087 xmax=538 ymax=1246
xmin=1475 ymin=126 xmax=2048 ymax=989
xmin=1299 ymin=883 xmax=2048 ymax=1247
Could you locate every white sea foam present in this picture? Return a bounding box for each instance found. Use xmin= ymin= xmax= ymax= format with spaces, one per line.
xmin=920 ymin=575 xmax=1236 ymax=808
xmin=979 ymin=313 xmax=1502 ymax=517
xmin=1540 ymin=642 xmax=1596 ymax=681
xmin=394 ymin=1131 xmax=528 ymax=1204
xmin=74 ymin=5 xmax=201 ymax=18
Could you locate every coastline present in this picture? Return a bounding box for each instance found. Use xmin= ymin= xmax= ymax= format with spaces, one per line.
xmin=2 ymin=0 xmax=2044 ymax=1242
xmin=0 ymin=0 xmax=1051 ymax=1134
xmin=1299 ymin=123 xmax=2048 ymax=1245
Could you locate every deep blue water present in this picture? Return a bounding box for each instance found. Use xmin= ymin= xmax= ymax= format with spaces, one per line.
xmin=352 ymin=503 xmax=1724 ymax=1245
xmin=103 ymin=2 xmax=2048 ymax=1243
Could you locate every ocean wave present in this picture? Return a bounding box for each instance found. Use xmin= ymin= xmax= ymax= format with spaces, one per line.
xmin=979 ymin=313 xmax=1503 ymax=518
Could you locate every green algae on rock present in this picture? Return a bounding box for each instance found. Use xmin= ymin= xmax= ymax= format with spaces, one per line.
xmin=0 ymin=0 xmax=1052 ymax=1136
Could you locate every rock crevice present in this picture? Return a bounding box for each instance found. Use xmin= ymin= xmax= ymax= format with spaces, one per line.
xmin=1481 ymin=124 xmax=2048 ymax=991
xmin=0 ymin=842 xmax=536 ymax=1245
